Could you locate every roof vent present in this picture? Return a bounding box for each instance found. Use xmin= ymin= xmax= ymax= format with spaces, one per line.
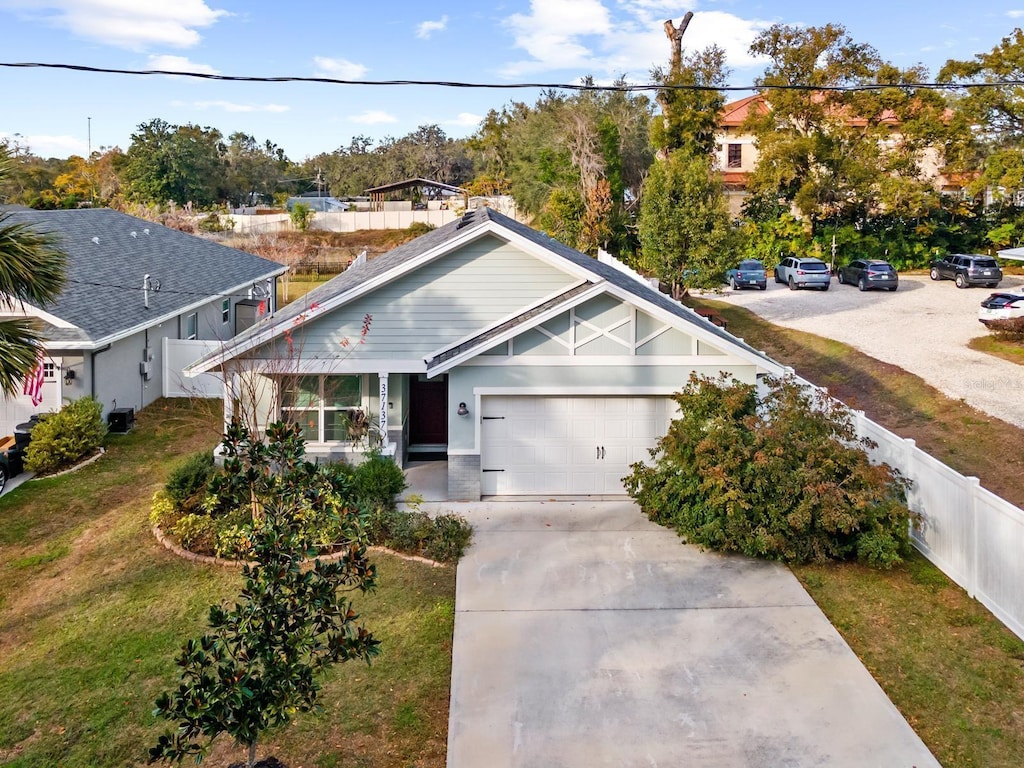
xmin=455 ymin=210 xmax=476 ymax=230
xmin=143 ymin=228 xmax=150 ymax=235
xmin=91 ymin=236 xmax=100 ymax=244
xmin=130 ymin=231 xmax=137 ymax=238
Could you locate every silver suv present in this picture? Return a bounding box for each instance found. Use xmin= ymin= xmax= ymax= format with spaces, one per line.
xmin=774 ymin=257 xmax=832 ymax=291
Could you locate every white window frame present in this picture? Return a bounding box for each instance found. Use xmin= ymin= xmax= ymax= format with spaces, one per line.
xmin=42 ymin=362 xmax=56 ymax=381
xmin=185 ymin=312 xmax=198 ymax=340
xmin=280 ymin=374 xmax=365 ymax=443
xmin=221 ymin=299 xmax=231 ymax=324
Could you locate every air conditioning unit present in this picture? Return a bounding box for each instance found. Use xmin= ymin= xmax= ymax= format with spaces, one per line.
xmin=108 ymin=407 xmax=135 ymax=434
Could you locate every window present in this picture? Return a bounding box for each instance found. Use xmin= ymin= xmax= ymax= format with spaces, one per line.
xmin=185 ymin=312 xmax=198 ymax=340
xmin=281 ymin=375 xmax=363 ymax=442
xmin=42 ymin=362 xmax=56 ymax=381
xmin=727 ymin=143 xmax=742 ymax=168
xmin=221 ymin=299 xmax=231 ymax=324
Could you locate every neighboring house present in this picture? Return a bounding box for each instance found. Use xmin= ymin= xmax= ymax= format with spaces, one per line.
xmin=715 ymin=94 xmax=965 ymax=217
xmin=189 ymin=207 xmax=784 ymax=500
xmin=364 ymin=178 xmax=468 ymax=212
xmin=0 ymin=208 xmax=286 ymax=437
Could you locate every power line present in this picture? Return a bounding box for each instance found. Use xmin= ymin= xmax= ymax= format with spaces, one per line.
xmin=1 ymin=61 xmax=1022 ymax=92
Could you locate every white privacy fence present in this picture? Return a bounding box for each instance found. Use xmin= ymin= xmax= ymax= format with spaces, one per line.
xmin=789 ymin=373 xmax=1024 ymax=641
xmin=162 ymin=338 xmax=223 ymax=399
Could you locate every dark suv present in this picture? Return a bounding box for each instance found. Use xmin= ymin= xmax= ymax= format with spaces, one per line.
xmin=929 ymin=254 xmax=1002 ymax=288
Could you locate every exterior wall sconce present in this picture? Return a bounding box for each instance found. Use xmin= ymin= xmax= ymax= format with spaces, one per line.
xmin=64 ymin=368 xmax=76 ymax=386
xmin=457 ymin=402 xmax=469 ymax=416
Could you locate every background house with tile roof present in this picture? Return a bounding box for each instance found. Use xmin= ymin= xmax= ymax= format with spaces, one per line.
xmin=0 ymin=208 xmax=286 ymax=437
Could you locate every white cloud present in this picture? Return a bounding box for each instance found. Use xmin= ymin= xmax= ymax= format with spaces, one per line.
xmin=416 ymin=14 xmax=448 ymax=39
xmin=0 ymin=131 xmax=86 ymax=158
xmin=444 ymin=112 xmax=483 ymax=128
xmin=1008 ymin=10 xmax=1024 ymax=18
xmin=502 ymin=0 xmax=612 ymax=76
xmin=313 ymin=56 xmax=369 ymax=80
xmin=147 ymin=54 xmax=219 ymax=75
xmin=350 ymin=110 xmax=397 ymax=125
xmin=500 ymin=3 xmax=769 ymax=81
xmin=2 ymin=0 xmax=229 ymax=50
xmin=183 ymin=100 xmax=290 ymax=113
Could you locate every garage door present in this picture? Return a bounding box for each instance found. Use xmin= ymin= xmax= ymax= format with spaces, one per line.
xmin=480 ymin=396 xmax=676 ymax=496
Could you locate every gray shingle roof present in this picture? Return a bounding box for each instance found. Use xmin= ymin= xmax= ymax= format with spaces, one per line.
xmin=199 ymin=207 xmax=781 ymax=372
xmin=2 ymin=208 xmax=285 ymax=346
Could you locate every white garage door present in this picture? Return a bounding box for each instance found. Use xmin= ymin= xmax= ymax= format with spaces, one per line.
xmin=480 ymin=396 xmax=676 ymax=496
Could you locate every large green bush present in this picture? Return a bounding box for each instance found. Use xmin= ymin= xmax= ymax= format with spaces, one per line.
xmin=624 ymin=375 xmax=916 ymax=568
xmin=24 ymin=396 xmax=107 ymax=474
xmin=150 ymin=423 xmax=467 ymax=563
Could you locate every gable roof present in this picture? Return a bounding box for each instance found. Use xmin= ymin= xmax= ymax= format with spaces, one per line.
xmin=1 ymin=208 xmax=286 ymax=349
xmin=188 ymin=207 xmax=784 ymax=375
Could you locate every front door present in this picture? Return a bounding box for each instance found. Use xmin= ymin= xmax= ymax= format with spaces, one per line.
xmin=409 ymin=374 xmax=448 ymax=448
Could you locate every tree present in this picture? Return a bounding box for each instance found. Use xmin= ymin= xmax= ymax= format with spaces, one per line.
xmin=624 ymin=375 xmax=916 ymax=568
xmin=638 ymin=148 xmax=733 ymax=293
xmin=120 ymin=119 xmax=225 ymax=207
xmin=747 ymin=24 xmax=961 ymax=232
xmin=0 ymin=151 xmax=67 ymax=397
xmin=638 ymin=22 xmax=733 ymax=291
xmin=150 ymin=421 xmax=380 ymax=768
xmin=940 ymin=28 xmax=1024 ymax=199
xmin=223 ymin=132 xmax=290 ymax=207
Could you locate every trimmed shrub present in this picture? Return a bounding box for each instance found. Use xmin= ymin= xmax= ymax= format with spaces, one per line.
xmin=351 ymin=450 xmax=408 ymax=511
xmin=984 ymin=316 xmax=1024 ymax=341
xmin=624 ymin=374 xmax=916 ymax=568
xmin=24 ymin=396 xmax=107 ymax=475
xmin=367 ymin=506 xmax=472 ymax=564
xmin=164 ymin=450 xmax=215 ymax=514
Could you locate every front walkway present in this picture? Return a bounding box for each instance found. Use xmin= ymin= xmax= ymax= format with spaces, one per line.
xmin=434 ymin=499 xmax=939 ymax=768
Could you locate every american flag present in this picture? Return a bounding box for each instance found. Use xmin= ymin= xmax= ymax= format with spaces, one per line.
xmin=22 ymin=351 xmax=45 ymax=407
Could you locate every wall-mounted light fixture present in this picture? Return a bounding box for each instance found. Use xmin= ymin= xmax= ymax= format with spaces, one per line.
xmin=457 ymin=401 xmax=469 ymax=416
xmin=64 ymin=368 xmax=76 ymax=386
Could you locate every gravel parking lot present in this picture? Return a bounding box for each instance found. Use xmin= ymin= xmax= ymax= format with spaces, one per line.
xmin=708 ymin=272 xmax=1024 ymax=428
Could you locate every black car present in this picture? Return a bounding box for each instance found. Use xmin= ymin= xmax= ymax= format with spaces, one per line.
xmin=837 ymin=259 xmax=899 ymax=292
xmin=929 ymin=254 xmax=1002 ymax=288
xmin=0 ymin=445 xmax=25 ymax=495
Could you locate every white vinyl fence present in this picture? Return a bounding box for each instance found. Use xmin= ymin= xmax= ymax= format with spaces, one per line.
xmin=162 ymin=338 xmax=223 ymax=399
xmin=791 ymin=374 xmax=1024 ymax=641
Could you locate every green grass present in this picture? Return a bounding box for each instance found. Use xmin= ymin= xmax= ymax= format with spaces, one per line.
xmin=689 ymin=296 xmax=1024 ymax=767
xmin=0 ymin=399 xmax=454 ymax=768
xmin=968 ymin=333 xmax=1024 ymax=366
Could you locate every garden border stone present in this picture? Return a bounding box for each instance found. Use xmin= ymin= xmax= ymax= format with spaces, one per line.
xmin=151 ymin=524 xmax=445 ymax=569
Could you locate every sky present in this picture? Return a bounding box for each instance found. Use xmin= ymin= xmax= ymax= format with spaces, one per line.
xmin=0 ymin=0 xmax=1022 ymax=162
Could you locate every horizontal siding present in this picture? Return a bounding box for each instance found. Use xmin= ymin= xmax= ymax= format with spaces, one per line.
xmin=284 ymin=235 xmax=576 ymax=360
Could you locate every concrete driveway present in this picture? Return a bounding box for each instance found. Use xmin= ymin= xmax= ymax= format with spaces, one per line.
xmin=445 ymin=500 xmax=939 ymax=768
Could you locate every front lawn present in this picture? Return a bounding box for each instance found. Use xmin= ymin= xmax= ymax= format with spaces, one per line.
xmin=0 ymin=399 xmax=454 ymax=768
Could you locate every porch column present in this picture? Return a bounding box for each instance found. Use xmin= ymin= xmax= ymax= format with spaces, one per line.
xmin=377 ymin=372 xmax=389 ymax=448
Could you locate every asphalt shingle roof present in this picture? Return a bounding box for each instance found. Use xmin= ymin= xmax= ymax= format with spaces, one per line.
xmin=2 ymin=208 xmax=285 ymax=346
xmin=205 ymin=207 xmax=780 ymax=371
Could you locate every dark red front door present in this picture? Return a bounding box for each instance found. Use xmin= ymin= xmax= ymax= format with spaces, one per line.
xmin=409 ymin=374 xmax=448 ymax=446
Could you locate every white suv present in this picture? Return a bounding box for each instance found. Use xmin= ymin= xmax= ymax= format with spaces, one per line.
xmin=774 ymin=257 xmax=832 ymax=291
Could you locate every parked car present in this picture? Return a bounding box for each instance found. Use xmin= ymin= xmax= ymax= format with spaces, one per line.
xmin=726 ymin=259 xmax=768 ymax=290
xmin=837 ymin=259 xmax=899 ymax=292
xmin=774 ymin=256 xmax=831 ymax=291
xmin=978 ymin=291 xmax=1024 ymax=326
xmin=929 ymin=254 xmax=1002 ymax=288
xmin=0 ymin=444 xmax=25 ymax=495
